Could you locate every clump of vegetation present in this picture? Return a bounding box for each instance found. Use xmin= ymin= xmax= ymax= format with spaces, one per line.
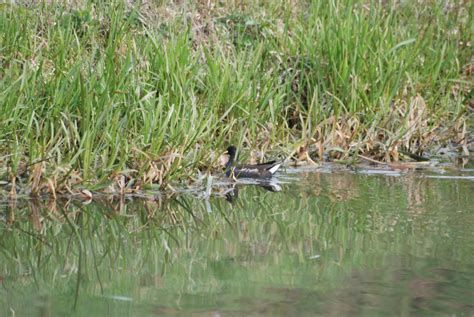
xmin=0 ymin=1 xmax=472 ymax=198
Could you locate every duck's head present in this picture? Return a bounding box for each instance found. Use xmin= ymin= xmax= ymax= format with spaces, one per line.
xmin=224 ymin=145 xmax=237 ymax=171
xmin=226 ymin=146 xmax=237 ymax=158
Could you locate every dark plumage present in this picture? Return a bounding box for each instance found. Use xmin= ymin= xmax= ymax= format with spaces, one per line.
xmin=224 ymin=145 xmax=282 ymax=179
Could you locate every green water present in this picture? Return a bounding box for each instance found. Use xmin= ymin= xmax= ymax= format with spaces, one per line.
xmin=1 ymin=169 xmax=474 ymax=316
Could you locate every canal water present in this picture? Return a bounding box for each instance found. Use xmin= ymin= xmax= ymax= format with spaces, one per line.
xmin=1 ymin=165 xmax=473 ymax=316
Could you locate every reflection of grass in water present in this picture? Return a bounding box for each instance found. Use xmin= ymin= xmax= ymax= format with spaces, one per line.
xmin=0 ymin=173 xmax=473 ymax=314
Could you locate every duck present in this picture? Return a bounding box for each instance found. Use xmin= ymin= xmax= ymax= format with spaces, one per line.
xmin=224 ymin=145 xmax=283 ymax=179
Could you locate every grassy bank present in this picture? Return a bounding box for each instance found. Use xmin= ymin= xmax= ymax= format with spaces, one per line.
xmin=0 ymin=0 xmax=472 ymax=197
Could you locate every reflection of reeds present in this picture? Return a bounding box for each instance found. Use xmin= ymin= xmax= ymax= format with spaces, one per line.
xmin=0 ymin=173 xmax=472 ymax=314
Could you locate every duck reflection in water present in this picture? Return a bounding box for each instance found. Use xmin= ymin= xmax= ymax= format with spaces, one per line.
xmin=220 ymin=179 xmax=282 ymax=204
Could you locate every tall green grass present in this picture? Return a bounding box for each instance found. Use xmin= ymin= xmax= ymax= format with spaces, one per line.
xmin=0 ymin=1 xmax=472 ymax=194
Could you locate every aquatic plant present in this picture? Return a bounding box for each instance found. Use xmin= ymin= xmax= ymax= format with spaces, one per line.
xmin=0 ymin=1 xmax=472 ymax=197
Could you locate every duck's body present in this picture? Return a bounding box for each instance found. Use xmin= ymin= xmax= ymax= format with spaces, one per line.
xmin=224 ymin=146 xmax=282 ymax=179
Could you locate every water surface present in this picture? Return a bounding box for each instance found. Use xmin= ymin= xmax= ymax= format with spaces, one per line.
xmin=1 ymin=168 xmax=473 ymax=316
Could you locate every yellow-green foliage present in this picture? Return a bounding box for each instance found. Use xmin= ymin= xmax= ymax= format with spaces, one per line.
xmin=0 ymin=1 xmax=472 ymax=195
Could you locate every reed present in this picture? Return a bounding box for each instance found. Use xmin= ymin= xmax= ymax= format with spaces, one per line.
xmin=0 ymin=1 xmax=472 ymax=196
